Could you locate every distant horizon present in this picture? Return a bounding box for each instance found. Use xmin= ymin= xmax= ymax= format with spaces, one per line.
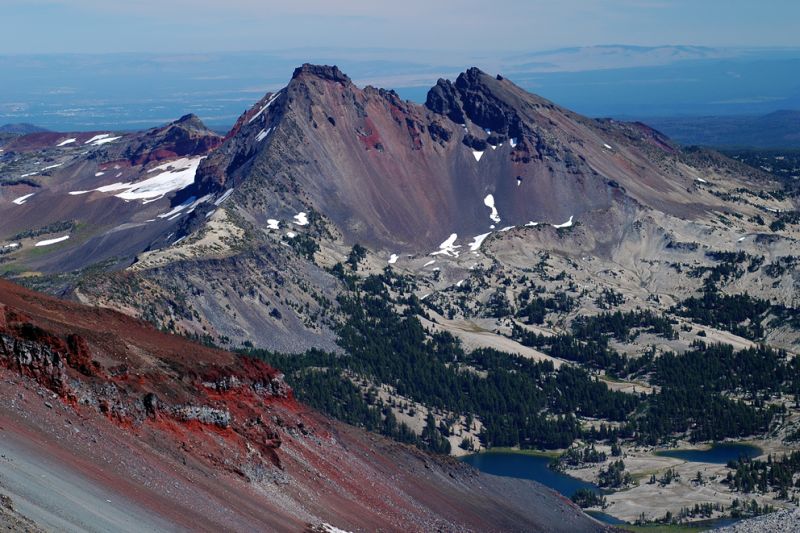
xmin=2 ymin=46 xmax=799 ymax=134
xmin=3 ymin=1 xmax=799 ymax=54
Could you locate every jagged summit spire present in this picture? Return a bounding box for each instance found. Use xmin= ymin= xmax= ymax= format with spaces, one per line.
xmin=291 ymin=63 xmax=351 ymax=84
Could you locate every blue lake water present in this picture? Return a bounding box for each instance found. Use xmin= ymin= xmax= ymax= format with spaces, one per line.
xmin=462 ymin=447 xmax=757 ymax=528
xmin=461 ymin=452 xmax=597 ymax=495
xmin=460 ymin=452 xmax=625 ymax=524
xmin=655 ymin=443 xmax=762 ymax=464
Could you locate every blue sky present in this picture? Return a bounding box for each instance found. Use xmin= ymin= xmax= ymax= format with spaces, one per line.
xmin=2 ymin=0 xmax=799 ymax=54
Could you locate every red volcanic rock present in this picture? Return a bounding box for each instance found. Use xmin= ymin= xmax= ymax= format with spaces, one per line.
xmin=0 ymin=277 xmax=603 ymax=532
xmin=65 ymin=333 xmax=98 ymax=376
xmin=183 ymin=63 xmax=704 ymax=255
xmin=121 ymin=114 xmax=222 ymax=166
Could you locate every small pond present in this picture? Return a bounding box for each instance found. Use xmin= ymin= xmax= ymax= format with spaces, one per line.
xmin=655 ymin=442 xmax=762 ymax=464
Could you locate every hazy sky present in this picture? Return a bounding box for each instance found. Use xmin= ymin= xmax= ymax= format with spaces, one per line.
xmin=2 ymin=0 xmax=799 ymax=54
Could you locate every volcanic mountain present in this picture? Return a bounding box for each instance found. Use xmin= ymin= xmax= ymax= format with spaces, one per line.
xmin=1 ymin=63 xmax=796 ymax=351
xmin=179 ymin=63 xmax=727 ymax=252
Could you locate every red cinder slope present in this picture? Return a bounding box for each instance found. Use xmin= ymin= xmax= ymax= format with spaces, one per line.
xmin=0 ymin=279 xmax=605 ymax=532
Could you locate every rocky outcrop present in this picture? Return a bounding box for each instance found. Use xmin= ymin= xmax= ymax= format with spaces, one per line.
xmin=172 ymin=405 xmax=231 ymax=428
xmin=715 ymin=508 xmax=800 ymax=533
xmin=291 ymin=63 xmax=351 ymax=84
xmin=0 ymin=333 xmax=69 ymax=397
xmin=118 ymin=113 xmax=222 ymax=165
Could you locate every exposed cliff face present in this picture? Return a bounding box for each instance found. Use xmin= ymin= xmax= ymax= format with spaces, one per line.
xmin=0 ymin=279 xmax=603 ymax=532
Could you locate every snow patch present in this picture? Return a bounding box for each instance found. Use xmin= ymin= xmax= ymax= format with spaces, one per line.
xmin=319 ymin=524 xmax=352 ymax=533
xmin=1 ymin=243 xmax=19 ymax=250
xmin=84 ymin=134 xmax=110 ymax=144
xmin=266 ymin=219 xmax=280 ymax=230
xmin=696 ymin=177 xmax=707 ymax=184
xmin=293 ymin=212 xmax=309 ymax=226
xmin=553 ymin=215 xmax=574 ymax=229
xmin=472 ymin=150 xmax=484 ymax=162
xmin=95 ymin=171 xmax=105 ymax=177
xmin=35 ymin=235 xmax=69 ymax=247
xmin=388 ymin=254 xmax=398 ymax=264
xmin=41 ymin=163 xmax=63 ymax=171
xmin=214 ymin=188 xmax=234 ymax=206
xmin=603 ymin=143 xmax=612 ymax=150
xmin=84 ymin=133 xmax=121 ymax=146
xmin=12 ymin=193 xmax=35 ymax=205
xmin=248 ymin=91 xmax=281 ymax=124
xmin=69 ymin=156 xmax=204 ymax=202
xmin=431 ymin=233 xmax=460 ymax=257
xmin=423 ymin=260 xmax=436 ymax=267
xmin=286 ymin=231 xmax=297 ymax=238
xmin=516 ymin=177 xmax=522 ymax=187
xmin=509 ymin=137 xmax=518 ymax=148
xmin=256 ymin=128 xmax=272 ymax=142
xmin=525 ymin=221 xmax=539 ymax=227
xmin=456 ymin=279 xmax=465 ymax=287
xmin=92 ymin=136 xmax=121 ymax=146
xmin=500 ymin=225 xmax=515 ymax=232
xmin=157 ymin=194 xmax=210 ymax=219
xmin=56 ymin=138 xmax=76 ymax=147
xmin=483 ymin=194 xmax=501 ymax=223
xmin=186 ymin=194 xmax=211 ymax=214
xmin=468 ymin=232 xmax=491 ymax=252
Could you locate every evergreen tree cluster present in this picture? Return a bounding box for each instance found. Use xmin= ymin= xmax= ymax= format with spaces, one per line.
xmin=727 ymin=452 xmax=800 ymax=499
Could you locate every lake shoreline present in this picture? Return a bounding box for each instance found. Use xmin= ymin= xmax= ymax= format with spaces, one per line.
xmin=464 ymin=441 xmax=784 ymax=527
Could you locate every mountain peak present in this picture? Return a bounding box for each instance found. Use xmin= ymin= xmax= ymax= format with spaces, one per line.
xmin=455 ymin=66 xmax=491 ymax=86
xmin=173 ymin=113 xmax=209 ymax=131
xmin=426 ymin=66 xmax=523 ymax=133
xmin=291 ymin=63 xmax=351 ymax=84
